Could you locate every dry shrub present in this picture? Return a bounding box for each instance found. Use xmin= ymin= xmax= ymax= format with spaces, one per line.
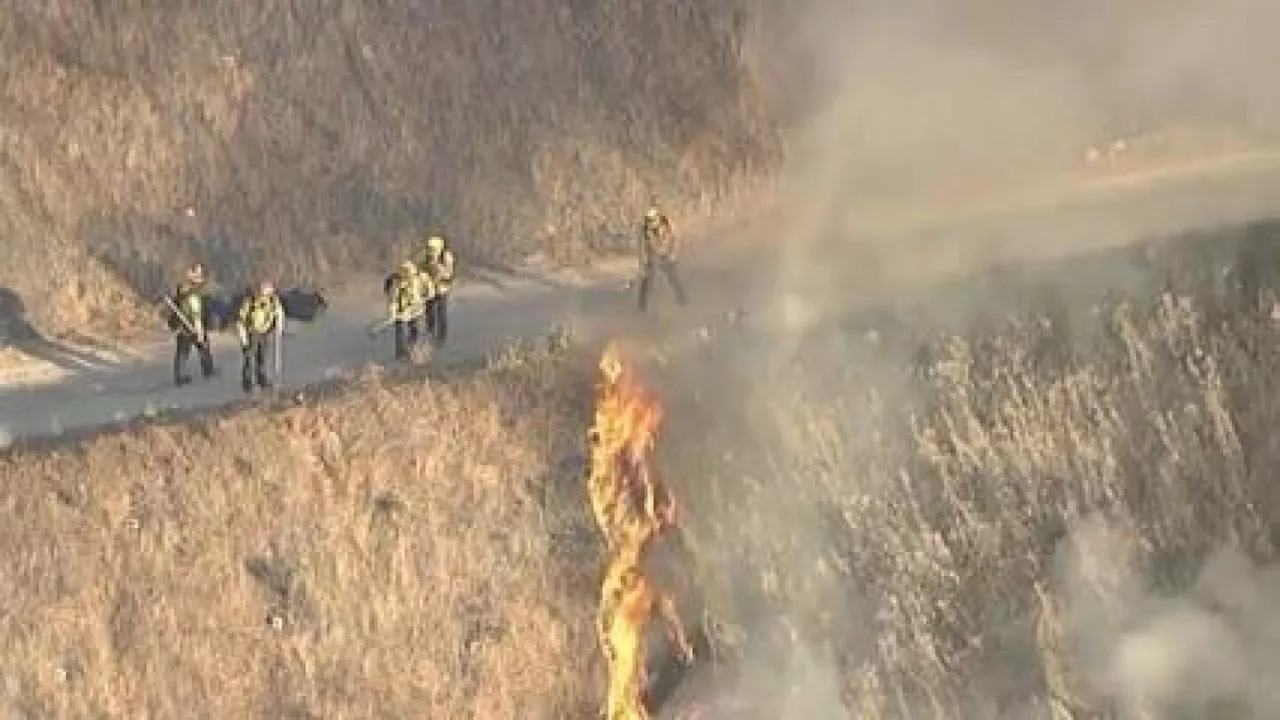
xmin=0 ymin=347 xmax=604 ymax=719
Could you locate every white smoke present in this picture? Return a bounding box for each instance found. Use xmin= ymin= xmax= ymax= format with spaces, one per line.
xmin=1054 ymin=518 xmax=1280 ymax=717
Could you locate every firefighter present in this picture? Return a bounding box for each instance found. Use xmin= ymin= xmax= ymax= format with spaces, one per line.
xmin=386 ymin=260 xmax=432 ymax=362
xmin=637 ymin=197 xmax=688 ymax=312
xmin=166 ymin=263 xmax=216 ymax=386
xmin=234 ymin=279 xmax=285 ymax=394
xmin=418 ymin=233 xmax=456 ymax=346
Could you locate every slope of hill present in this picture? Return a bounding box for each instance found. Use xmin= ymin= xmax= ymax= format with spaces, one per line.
xmin=9 ymin=0 xmax=1280 ymax=716
xmin=0 ymin=1 xmax=781 ymax=338
xmin=637 ymin=217 xmax=1280 ymax=718
xmin=6 ymin=214 xmax=1280 ymax=718
xmin=0 ymin=345 xmax=604 ymax=718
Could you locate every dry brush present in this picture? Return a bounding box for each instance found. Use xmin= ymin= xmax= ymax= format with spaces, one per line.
xmin=7 ymin=240 xmax=1280 ymax=718
xmin=0 ymin=349 xmax=605 ymax=719
xmin=654 ymin=264 xmax=1280 ymax=717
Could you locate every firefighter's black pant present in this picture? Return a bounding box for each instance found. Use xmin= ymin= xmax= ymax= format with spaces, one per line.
xmin=393 ymin=317 xmax=420 ymax=361
xmin=638 ymin=257 xmax=688 ymax=311
xmin=240 ymin=333 xmax=274 ymax=392
xmin=424 ymin=294 xmax=449 ymax=345
xmin=173 ymin=332 xmax=214 ymax=384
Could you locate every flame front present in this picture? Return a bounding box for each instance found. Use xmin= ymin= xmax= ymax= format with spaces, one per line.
xmin=589 ymin=342 xmax=675 ymax=548
xmin=589 ymin=341 xmax=692 ymax=720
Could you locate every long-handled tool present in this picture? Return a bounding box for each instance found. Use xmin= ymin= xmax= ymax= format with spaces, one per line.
xmin=273 ymin=315 xmax=284 ymax=397
xmin=161 ymin=294 xmax=210 ymax=350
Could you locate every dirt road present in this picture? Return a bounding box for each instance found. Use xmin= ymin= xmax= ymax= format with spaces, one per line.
xmin=0 ymin=260 xmax=642 ymax=444
xmin=3 ymin=149 xmax=1280 ymax=447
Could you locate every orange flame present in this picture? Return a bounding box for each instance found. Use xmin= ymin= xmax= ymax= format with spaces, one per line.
xmin=590 ymin=342 xmax=693 ymax=720
xmin=589 ymin=342 xmax=676 ymax=546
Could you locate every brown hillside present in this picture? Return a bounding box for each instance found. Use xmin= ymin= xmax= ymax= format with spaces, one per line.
xmin=0 ymin=347 xmax=604 ymax=718
xmin=0 ymin=2 xmax=782 ymax=337
xmin=6 ymin=221 xmax=1280 ymax=717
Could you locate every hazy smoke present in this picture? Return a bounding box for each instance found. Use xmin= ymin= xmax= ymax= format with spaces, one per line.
xmin=663 ymin=1 xmax=1280 ymax=716
xmin=772 ymin=642 xmax=846 ymax=720
xmin=762 ymin=0 xmax=1280 ymax=316
xmin=1054 ymin=517 xmax=1280 ymax=716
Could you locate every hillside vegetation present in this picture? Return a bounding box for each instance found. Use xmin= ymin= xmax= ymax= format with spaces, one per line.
xmin=0 ymin=348 xmax=603 ymax=719
xmin=654 ymin=221 xmax=1280 ymax=717
xmin=6 ymin=221 xmax=1280 ymax=717
xmin=0 ymin=2 xmax=781 ymax=337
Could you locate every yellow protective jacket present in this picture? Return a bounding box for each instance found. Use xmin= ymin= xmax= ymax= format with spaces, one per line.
xmin=236 ymin=291 xmax=283 ymax=346
xmin=640 ymin=210 xmax=678 ymax=262
xmin=419 ymin=248 xmax=456 ymax=295
xmin=388 ymin=270 xmax=430 ymax=321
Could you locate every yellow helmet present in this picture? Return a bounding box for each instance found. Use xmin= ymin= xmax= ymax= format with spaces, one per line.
xmin=644 ymin=206 xmax=661 ymax=220
xmin=426 ymin=235 xmax=445 ymax=253
xmin=400 ymin=260 xmax=418 ymax=276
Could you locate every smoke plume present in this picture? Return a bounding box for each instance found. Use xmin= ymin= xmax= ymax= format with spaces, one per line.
xmin=762 ymin=0 xmax=1280 ymax=317
xmin=1054 ymin=517 xmax=1280 ymax=716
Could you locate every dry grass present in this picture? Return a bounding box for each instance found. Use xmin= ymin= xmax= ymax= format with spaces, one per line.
xmin=651 ymin=239 xmax=1280 ymax=716
xmin=0 ymin=346 xmax=606 ymax=719
xmin=6 ymin=223 xmax=1280 ymax=717
xmin=0 ymin=2 xmax=782 ymax=337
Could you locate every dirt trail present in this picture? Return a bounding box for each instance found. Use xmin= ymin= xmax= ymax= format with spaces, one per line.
xmin=3 ymin=150 xmax=1280 ymax=448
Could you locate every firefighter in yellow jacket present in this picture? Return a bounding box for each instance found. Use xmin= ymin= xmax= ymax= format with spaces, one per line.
xmin=235 ymin=279 xmax=285 ymax=393
xmin=386 ymin=260 xmax=433 ymax=361
xmin=166 ymin=263 xmax=216 ymax=386
xmin=418 ymin=233 xmax=456 ymax=346
xmin=637 ymin=198 xmax=688 ymax=312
